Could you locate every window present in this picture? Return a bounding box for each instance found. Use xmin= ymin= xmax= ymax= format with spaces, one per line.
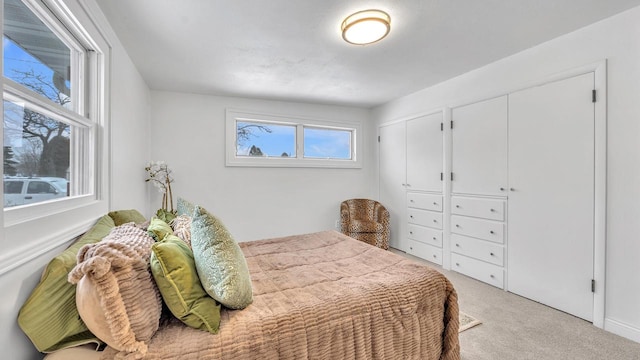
xmin=236 ymin=121 xmax=296 ymax=158
xmin=4 ymin=180 xmax=22 ymax=193
xmin=226 ymin=109 xmax=362 ymax=168
xmin=3 ymin=0 xmax=93 ymax=209
xmin=303 ymin=126 xmax=352 ymax=160
xmin=0 ymin=0 xmax=109 ymax=271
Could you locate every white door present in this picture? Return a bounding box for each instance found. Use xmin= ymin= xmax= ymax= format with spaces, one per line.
xmin=379 ymin=122 xmax=407 ymax=251
xmin=406 ymin=112 xmax=443 ymax=192
xmin=451 ymin=96 xmax=508 ymax=196
xmin=508 ymin=73 xmax=595 ymax=321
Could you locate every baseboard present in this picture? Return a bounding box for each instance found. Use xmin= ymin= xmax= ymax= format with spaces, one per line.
xmin=605 ymin=318 xmax=640 ymax=343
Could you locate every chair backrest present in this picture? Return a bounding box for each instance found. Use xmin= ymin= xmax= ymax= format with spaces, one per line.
xmin=341 ymin=198 xmax=383 ymax=221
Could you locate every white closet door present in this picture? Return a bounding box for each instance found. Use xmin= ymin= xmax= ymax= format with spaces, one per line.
xmin=406 ymin=112 xmax=443 ymax=192
xmin=379 ymin=122 xmax=407 ymax=251
xmin=451 ymin=96 xmax=508 ymax=196
xmin=508 ymin=72 xmax=595 ymax=321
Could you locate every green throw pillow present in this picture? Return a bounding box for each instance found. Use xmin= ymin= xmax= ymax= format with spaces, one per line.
xmin=108 ymin=209 xmax=147 ymax=226
xmin=17 ymin=209 xmax=146 ymax=352
xmin=17 ymin=214 xmax=116 ymax=352
xmin=150 ymin=235 xmax=221 ymax=333
xmin=191 ymin=206 xmax=253 ymax=309
xmin=176 ymin=197 xmax=196 ymax=217
xmin=147 ymin=217 xmax=173 ymax=241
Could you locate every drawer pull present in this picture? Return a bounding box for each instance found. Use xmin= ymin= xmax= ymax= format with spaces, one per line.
xmin=455 ymin=205 xmax=460 ymax=208
xmin=490 ymin=274 xmax=495 ymax=279
xmin=433 ymin=255 xmax=437 ymax=259
xmin=455 ymin=263 xmax=460 ymax=266
xmin=455 ymin=224 xmax=460 ymax=228
xmin=433 ymin=219 xmax=437 ymax=223
xmin=489 ymin=208 xmax=495 ymax=212
xmin=410 ymin=247 xmax=413 ymax=250
xmin=433 ymin=202 xmax=438 ymax=205
xmin=510 ymin=188 xmax=515 ymax=191
xmin=490 ymin=252 xmax=494 ymax=256
xmin=410 ymin=215 xmax=414 ymax=218
xmin=409 ymin=231 xmax=413 ymax=234
xmin=455 ymin=243 xmax=459 ymax=247
xmin=410 ymin=199 xmax=415 ymax=202
xmin=490 ymin=230 xmax=495 ymax=234
xmin=432 ymin=237 xmax=437 ymax=240
xmin=500 ymin=187 xmax=505 ymax=191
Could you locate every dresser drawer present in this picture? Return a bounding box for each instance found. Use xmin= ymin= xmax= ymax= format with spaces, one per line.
xmin=407 ymin=240 xmax=442 ymax=265
xmin=407 ymin=193 xmax=443 ymax=212
xmin=451 ymin=215 xmax=504 ymax=243
xmin=408 ymin=208 xmax=443 ymax=230
xmin=451 ymin=196 xmax=505 ymax=221
xmin=451 ymin=234 xmax=504 ymax=266
xmin=451 ymin=253 xmax=504 ymax=288
xmin=408 ymin=224 xmax=442 ymax=247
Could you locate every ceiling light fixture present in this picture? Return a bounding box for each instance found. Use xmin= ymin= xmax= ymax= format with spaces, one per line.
xmin=341 ymin=9 xmax=391 ymax=45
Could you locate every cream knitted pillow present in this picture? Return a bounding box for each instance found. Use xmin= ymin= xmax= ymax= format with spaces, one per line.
xmin=170 ymin=214 xmax=192 ymax=248
xmin=68 ymin=223 xmax=161 ymax=360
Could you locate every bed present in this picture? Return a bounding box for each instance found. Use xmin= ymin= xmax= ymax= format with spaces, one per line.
xmin=99 ymin=229 xmax=460 ymax=359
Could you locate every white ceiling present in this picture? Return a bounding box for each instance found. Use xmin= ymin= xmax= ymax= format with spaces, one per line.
xmin=95 ymin=0 xmax=640 ymax=108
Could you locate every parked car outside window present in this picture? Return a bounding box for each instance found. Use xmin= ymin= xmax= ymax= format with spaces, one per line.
xmin=4 ymin=177 xmax=68 ymax=207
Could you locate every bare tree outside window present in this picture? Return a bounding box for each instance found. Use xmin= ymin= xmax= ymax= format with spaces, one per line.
xmin=236 ymin=121 xmax=296 ymax=157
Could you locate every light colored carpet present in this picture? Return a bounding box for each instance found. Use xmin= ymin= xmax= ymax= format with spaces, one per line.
xmin=459 ymin=312 xmax=481 ymax=332
xmin=392 ymin=249 xmax=640 ymax=360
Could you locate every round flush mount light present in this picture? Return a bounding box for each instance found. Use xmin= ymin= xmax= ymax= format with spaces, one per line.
xmin=341 ymin=9 xmax=391 ymax=45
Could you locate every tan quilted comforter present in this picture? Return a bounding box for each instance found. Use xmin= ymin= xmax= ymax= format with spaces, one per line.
xmin=114 ymin=230 xmax=460 ymax=359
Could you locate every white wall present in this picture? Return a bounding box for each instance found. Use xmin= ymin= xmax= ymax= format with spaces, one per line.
xmin=149 ymin=91 xmax=374 ymax=242
xmin=373 ymin=6 xmax=640 ymax=342
xmin=0 ymin=1 xmax=151 ymax=358
xmin=109 ymin=39 xmax=151 ymax=214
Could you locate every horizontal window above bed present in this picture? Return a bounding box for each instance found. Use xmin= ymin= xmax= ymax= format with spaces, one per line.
xmin=226 ymin=109 xmax=362 ymax=168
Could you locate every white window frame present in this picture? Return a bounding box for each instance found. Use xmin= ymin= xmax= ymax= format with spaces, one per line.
xmin=226 ymin=109 xmax=362 ymax=168
xmin=0 ymin=0 xmax=110 ymax=275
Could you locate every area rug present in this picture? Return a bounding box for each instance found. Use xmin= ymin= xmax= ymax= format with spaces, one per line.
xmin=459 ymin=311 xmax=481 ymax=332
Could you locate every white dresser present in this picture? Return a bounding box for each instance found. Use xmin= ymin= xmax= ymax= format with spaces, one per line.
xmin=450 ymin=196 xmax=506 ymax=288
xmin=406 ymin=192 xmax=443 ymax=265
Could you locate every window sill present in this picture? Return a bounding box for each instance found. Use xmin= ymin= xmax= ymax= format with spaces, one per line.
xmin=4 ymin=194 xmax=97 ymax=228
xmin=225 ymin=156 xmax=362 ymax=168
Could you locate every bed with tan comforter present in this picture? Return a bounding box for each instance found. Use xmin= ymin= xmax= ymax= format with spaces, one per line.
xmin=104 ymin=230 xmax=460 ymax=359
